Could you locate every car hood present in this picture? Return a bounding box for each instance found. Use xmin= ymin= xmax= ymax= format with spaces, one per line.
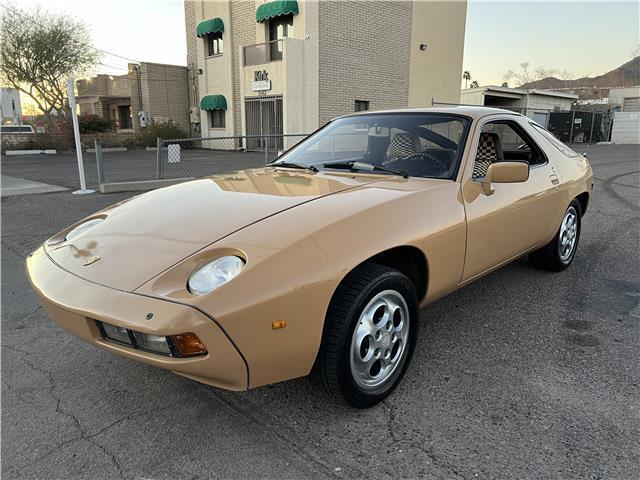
xmin=45 ymin=168 xmax=377 ymax=292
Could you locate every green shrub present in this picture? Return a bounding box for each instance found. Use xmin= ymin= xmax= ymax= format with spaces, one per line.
xmin=78 ymin=113 xmax=114 ymax=134
xmin=139 ymin=120 xmax=189 ymax=147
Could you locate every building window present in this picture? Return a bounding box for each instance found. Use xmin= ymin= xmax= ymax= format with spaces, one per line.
xmin=207 ymin=32 xmax=223 ymax=56
xmin=355 ymin=100 xmax=370 ymax=112
xmin=268 ymin=14 xmax=293 ymax=61
xmin=210 ymin=109 xmax=225 ymax=128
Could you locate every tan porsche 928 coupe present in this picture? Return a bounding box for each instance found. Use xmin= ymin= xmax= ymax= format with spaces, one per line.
xmin=27 ymin=107 xmax=593 ymax=408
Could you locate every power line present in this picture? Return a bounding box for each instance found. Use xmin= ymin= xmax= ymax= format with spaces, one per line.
xmin=0 ymin=2 xmax=143 ymax=64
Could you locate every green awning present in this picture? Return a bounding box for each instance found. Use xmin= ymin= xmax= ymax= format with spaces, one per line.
xmin=200 ymin=95 xmax=227 ymax=111
xmin=196 ymin=18 xmax=224 ymax=37
xmin=256 ymin=0 xmax=299 ymax=23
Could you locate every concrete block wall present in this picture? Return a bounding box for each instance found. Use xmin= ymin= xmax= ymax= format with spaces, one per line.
xmin=77 ymin=74 xmax=130 ymax=97
xmin=230 ymin=0 xmax=257 ymax=136
xmin=317 ymin=1 xmax=413 ymax=126
xmin=126 ymin=63 xmax=190 ymax=133
xmin=184 ymin=0 xmax=200 ymax=126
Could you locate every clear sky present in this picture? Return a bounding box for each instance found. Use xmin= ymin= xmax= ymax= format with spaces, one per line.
xmin=7 ymin=0 xmax=640 ymax=85
xmin=463 ymin=1 xmax=640 ymax=85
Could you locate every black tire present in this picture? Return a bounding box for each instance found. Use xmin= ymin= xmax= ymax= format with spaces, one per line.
xmin=317 ymin=263 xmax=419 ymax=408
xmin=529 ymin=199 xmax=582 ymax=271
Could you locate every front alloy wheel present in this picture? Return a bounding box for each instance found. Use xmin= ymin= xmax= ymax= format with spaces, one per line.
xmin=350 ymin=290 xmax=410 ymax=391
xmin=317 ymin=263 xmax=419 ymax=408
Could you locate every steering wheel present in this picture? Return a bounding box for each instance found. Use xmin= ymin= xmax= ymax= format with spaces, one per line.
xmin=385 ymin=152 xmax=448 ymax=176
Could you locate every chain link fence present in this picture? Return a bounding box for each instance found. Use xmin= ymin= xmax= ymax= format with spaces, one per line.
xmin=432 ymin=102 xmax=610 ymax=144
xmin=156 ymin=134 xmax=308 ymax=180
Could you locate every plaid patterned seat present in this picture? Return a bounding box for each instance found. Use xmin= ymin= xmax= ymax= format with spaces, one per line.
xmin=386 ymin=132 xmax=417 ymax=162
xmin=472 ymin=132 xmax=504 ymax=178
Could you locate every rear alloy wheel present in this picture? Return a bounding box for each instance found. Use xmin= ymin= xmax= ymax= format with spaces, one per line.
xmin=317 ymin=263 xmax=419 ymax=408
xmin=529 ymin=199 xmax=582 ymax=271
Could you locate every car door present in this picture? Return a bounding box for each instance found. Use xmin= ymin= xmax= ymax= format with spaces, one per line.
xmin=460 ymin=115 xmax=562 ymax=282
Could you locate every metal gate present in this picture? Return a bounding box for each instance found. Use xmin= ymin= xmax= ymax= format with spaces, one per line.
xmin=245 ymin=95 xmax=283 ymax=150
xmin=548 ymin=111 xmax=604 ymax=143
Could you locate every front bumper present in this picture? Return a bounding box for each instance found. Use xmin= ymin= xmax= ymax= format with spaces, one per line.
xmin=25 ymin=247 xmax=248 ymax=391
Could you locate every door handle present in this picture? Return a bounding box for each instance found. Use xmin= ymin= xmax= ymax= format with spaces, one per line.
xmin=550 ymin=174 xmax=560 ymax=185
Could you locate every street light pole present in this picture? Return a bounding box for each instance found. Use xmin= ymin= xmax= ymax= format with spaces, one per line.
xmin=66 ymin=78 xmax=94 ymax=195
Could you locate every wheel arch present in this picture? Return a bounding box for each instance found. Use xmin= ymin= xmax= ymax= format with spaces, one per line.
xmin=312 ymin=246 xmax=427 ymax=394
xmin=364 ymin=246 xmax=429 ymax=302
xmin=575 ymin=191 xmax=589 ymax=216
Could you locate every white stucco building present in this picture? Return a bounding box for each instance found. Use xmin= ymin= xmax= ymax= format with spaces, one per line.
xmin=184 ymin=0 xmax=468 ymax=140
xmin=609 ymin=86 xmax=640 ymax=144
xmin=460 ymin=85 xmax=578 ymax=128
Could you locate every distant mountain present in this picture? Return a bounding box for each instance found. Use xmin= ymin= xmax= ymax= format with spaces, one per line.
xmin=521 ymin=57 xmax=640 ymax=97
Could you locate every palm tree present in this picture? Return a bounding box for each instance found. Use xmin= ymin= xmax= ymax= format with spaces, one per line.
xmin=470 ymin=80 xmax=479 ymax=88
xmin=463 ymin=70 xmax=471 ymax=89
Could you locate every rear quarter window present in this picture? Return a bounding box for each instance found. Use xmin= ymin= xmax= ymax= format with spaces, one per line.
xmin=530 ymin=123 xmax=580 ymax=158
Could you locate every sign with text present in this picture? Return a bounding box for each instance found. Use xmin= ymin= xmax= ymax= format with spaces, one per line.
xmin=252 ymin=70 xmax=272 ymax=92
xmin=252 ymin=80 xmax=272 ymax=91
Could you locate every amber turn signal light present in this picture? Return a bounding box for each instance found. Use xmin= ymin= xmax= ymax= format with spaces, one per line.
xmin=170 ymin=332 xmax=207 ymax=357
xmin=272 ymin=319 xmax=286 ymax=330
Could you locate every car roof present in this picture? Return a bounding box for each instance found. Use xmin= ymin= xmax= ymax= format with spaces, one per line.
xmin=335 ymin=106 xmax=522 ymax=121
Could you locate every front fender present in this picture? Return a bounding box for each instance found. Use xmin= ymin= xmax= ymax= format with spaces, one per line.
xmin=137 ymin=179 xmax=466 ymax=388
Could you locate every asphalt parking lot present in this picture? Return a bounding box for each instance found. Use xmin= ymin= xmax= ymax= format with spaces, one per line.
xmin=2 ymin=144 xmax=639 ymax=479
xmin=0 ymin=148 xmax=273 ymax=189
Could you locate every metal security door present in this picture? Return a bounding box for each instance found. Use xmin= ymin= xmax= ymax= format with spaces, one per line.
xmin=532 ymin=112 xmax=549 ymax=128
xmin=245 ymin=95 xmax=283 ymax=150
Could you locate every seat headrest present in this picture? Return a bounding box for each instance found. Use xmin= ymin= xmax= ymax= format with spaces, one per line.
xmin=477 ymin=132 xmax=504 ymax=162
xmin=387 ymin=132 xmax=417 ymax=160
xmin=473 ymin=132 xmax=504 ymax=178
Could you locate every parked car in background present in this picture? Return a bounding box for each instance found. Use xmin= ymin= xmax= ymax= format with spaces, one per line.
xmin=1 ymin=124 xmax=34 ymax=134
xmin=26 ymin=107 xmax=592 ymax=408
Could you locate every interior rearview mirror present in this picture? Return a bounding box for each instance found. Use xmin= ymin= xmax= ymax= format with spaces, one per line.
xmin=481 ymin=161 xmax=529 ymax=195
xmin=368 ymin=126 xmax=390 ymax=137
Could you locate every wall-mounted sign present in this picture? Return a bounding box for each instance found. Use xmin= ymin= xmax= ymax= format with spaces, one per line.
xmin=168 ymin=144 xmax=181 ymax=163
xmin=252 ymin=70 xmax=272 ymax=92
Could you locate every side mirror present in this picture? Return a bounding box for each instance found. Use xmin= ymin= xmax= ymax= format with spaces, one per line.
xmin=481 ymin=161 xmax=529 ymax=196
xmin=276 ymin=150 xmax=284 ymax=157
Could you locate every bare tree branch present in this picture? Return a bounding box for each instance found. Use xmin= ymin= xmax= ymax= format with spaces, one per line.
xmin=0 ymin=3 xmax=101 ymax=114
xmin=502 ymin=62 xmax=576 ymax=87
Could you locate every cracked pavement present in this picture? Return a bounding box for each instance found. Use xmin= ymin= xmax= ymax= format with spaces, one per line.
xmin=2 ymin=144 xmax=639 ymax=479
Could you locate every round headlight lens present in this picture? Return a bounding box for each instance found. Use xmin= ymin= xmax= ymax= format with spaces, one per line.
xmin=66 ymin=218 xmax=104 ymax=241
xmin=188 ymin=256 xmax=246 ymax=295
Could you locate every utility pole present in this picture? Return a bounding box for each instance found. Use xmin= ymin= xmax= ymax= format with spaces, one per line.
xmin=67 ymin=78 xmax=94 ymax=195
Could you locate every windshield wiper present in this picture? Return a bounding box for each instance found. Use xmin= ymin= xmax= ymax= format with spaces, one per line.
xmin=323 ymin=161 xmax=408 ymax=178
xmin=269 ymin=161 xmax=318 ymax=173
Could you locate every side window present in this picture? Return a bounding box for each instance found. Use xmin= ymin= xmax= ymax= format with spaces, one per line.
xmin=354 ymin=100 xmax=369 ymax=112
xmin=472 ymin=120 xmax=545 ymax=179
xmin=530 ymin=123 xmax=580 ymax=157
xmin=207 ymin=32 xmax=223 ymax=56
xmin=210 ymin=110 xmax=225 ymax=128
xmin=268 ymin=14 xmax=293 ymax=61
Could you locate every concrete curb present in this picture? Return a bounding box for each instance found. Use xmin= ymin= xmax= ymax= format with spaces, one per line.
xmin=87 ymin=147 xmax=128 ymax=153
xmin=99 ymin=178 xmax=194 ymax=193
xmin=145 ymin=146 xmax=168 ymax=151
xmin=6 ymin=149 xmax=57 ymax=155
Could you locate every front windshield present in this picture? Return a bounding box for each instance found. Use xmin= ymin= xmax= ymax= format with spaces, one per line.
xmin=275 ymin=113 xmax=471 ymax=179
